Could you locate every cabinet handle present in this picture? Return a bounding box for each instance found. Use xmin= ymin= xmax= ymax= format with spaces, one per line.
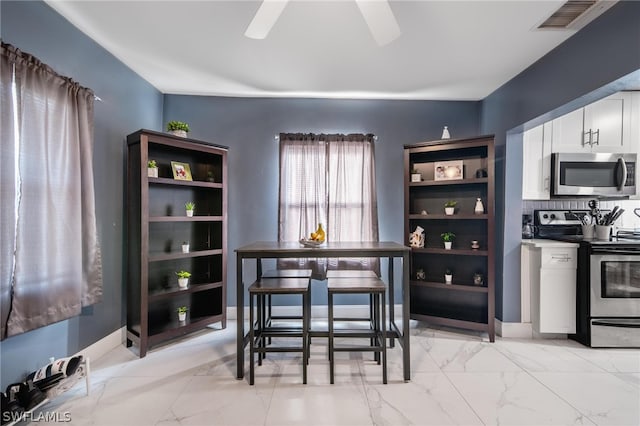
xmin=592 ymin=129 xmax=599 ymax=145
xmin=543 ymin=177 xmax=550 ymax=191
xmin=583 ymin=129 xmax=592 ymax=146
xmin=551 ymin=256 xmax=570 ymax=262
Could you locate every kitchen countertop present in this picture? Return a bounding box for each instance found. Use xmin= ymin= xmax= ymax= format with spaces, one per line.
xmin=521 ymin=239 xmax=580 ymax=248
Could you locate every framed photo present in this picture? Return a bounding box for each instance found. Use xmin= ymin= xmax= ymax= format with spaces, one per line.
xmin=434 ymin=160 xmax=463 ymax=181
xmin=171 ymin=161 xmax=193 ymax=181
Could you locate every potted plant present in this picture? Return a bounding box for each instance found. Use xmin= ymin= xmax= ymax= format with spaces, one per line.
xmin=444 ymin=269 xmax=453 ymax=284
xmin=176 ymin=270 xmax=191 ymax=288
xmin=148 ymin=160 xmax=158 ymax=178
xmin=410 ymin=168 xmax=422 ymax=183
xmin=181 ymin=241 xmax=190 ymax=253
xmin=185 ymin=201 xmax=195 ymax=217
xmin=167 ymin=121 xmax=190 ymax=137
xmin=444 ymin=200 xmax=457 ymax=215
xmin=206 ymin=171 xmax=215 ymax=183
xmin=177 ymin=306 xmax=188 ymax=321
xmin=441 ymin=232 xmax=455 ymax=250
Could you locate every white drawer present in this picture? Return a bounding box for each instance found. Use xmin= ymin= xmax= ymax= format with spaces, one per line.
xmin=540 ymin=249 xmax=577 ymax=269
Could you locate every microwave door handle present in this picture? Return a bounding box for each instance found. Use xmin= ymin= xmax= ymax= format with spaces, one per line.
xmin=616 ymin=158 xmax=627 ymax=191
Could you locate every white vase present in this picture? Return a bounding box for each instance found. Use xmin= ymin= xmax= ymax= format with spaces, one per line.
xmin=441 ymin=126 xmax=450 ymax=139
xmin=444 ymin=274 xmax=452 ymax=284
xmin=170 ymin=130 xmax=187 ymax=138
xmin=178 ymin=278 xmax=189 ymax=288
xmin=181 ymin=244 xmax=189 ymax=253
xmin=444 ymin=207 xmax=455 ymax=215
xmin=444 ymin=241 xmax=452 ymax=250
xmin=474 ymin=198 xmax=484 ymax=214
xmin=186 ymin=210 xmax=194 ymax=217
xmin=178 ymin=312 xmax=186 ymax=321
xmin=148 ymin=167 xmax=158 ymax=178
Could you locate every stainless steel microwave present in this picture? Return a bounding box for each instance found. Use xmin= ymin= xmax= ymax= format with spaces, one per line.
xmin=552 ymin=153 xmax=636 ymax=197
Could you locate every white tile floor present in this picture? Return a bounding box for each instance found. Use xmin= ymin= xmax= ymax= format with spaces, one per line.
xmin=44 ymin=320 xmax=640 ymax=426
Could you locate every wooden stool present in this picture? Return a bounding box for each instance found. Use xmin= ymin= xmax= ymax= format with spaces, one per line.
xmin=327 ymin=277 xmax=387 ymax=384
xmin=261 ymin=269 xmax=312 ymax=333
xmin=248 ymin=278 xmax=310 ymax=385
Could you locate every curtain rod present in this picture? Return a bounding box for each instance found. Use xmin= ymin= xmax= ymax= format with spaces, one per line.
xmin=274 ymin=134 xmax=378 ymax=141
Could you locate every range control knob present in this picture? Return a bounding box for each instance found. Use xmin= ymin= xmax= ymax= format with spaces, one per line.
xmin=543 ymin=214 xmax=549 ymax=219
xmin=550 ymin=214 xmax=556 ymax=220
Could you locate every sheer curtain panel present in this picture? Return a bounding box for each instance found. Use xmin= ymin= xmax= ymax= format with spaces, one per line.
xmin=1 ymin=42 xmax=103 ymax=339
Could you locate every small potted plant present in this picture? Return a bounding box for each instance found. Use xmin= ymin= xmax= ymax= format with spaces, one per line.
xmin=167 ymin=121 xmax=190 ymax=137
xmin=148 ymin=160 xmax=158 ymax=178
xmin=176 ymin=270 xmax=191 ymax=288
xmin=181 ymin=241 xmax=190 ymax=254
xmin=441 ymin=232 xmax=455 ymax=250
xmin=411 ymin=168 xmax=422 ymax=183
xmin=185 ymin=201 xmax=195 ymax=217
xmin=444 ymin=200 xmax=457 ymax=215
xmin=206 ymin=171 xmax=215 ymax=183
xmin=444 ymin=269 xmax=453 ymax=285
xmin=177 ymin=306 xmax=188 ymax=322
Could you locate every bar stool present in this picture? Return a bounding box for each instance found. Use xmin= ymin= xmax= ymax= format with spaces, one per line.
xmin=327 ymin=276 xmax=387 ymax=384
xmin=248 ymin=278 xmax=310 ymax=385
xmin=261 ymin=269 xmax=312 ymax=336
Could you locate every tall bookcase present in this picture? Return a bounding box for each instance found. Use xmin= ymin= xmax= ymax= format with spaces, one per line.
xmin=126 ymin=129 xmax=228 ymax=357
xmin=404 ymin=135 xmax=495 ymax=342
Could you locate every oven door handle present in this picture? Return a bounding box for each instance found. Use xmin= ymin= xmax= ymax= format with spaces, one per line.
xmin=592 ymin=319 xmax=640 ymax=328
xmin=592 ymin=249 xmax=640 ymax=255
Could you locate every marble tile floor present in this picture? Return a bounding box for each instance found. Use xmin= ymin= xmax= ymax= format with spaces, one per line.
xmin=41 ymin=321 xmax=639 ymax=426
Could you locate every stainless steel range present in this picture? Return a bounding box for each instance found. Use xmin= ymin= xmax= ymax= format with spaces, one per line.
xmin=533 ymin=209 xmax=640 ymax=348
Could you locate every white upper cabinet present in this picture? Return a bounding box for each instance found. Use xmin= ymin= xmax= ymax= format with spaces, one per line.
xmin=522 ymin=123 xmax=552 ymax=200
xmin=551 ymin=92 xmax=634 ymax=153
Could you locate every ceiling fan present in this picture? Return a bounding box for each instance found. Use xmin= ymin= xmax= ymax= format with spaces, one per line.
xmin=244 ymin=0 xmax=401 ymax=46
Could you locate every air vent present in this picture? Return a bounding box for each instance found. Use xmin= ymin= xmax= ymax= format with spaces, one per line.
xmin=538 ymin=0 xmax=616 ymax=30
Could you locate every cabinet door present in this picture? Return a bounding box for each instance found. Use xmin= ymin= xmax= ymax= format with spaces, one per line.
xmin=585 ymin=94 xmax=629 ymax=152
xmin=522 ymin=123 xmax=551 ymax=200
xmin=551 ymin=108 xmax=585 ymax=153
xmin=538 ymin=268 xmax=576 ymax=333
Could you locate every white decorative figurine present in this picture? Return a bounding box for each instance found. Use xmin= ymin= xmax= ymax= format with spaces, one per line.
xmin=474 ymin=198 xmax=484 ymax=214
xmin=441 ymin=126 xmax=451 ymax=139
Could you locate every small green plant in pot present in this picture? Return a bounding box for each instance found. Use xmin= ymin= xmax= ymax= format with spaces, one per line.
xmin=147 ymin=159 xmax=158 ymax=178
xmin=444 ymin=268 xmax=453 ymax=284
xmin=410 ymin=167 xmax=421 ymax=183
xmin=444 ymin=200 xmax=457 ymax=215
xmin=177 ymin=306 xmax=188 ymax=321
xmin=181 ymin=241 xmax=190 ymax=254
xmin=185 ymin=201 xmax=195 ymax=217
xmin=441 ymin=232 xmax=455 ymax=250
xmin=167 ymin=121 xmax=190 ymax=137
xmin=176 ymin=270 xmax=191 ymax=288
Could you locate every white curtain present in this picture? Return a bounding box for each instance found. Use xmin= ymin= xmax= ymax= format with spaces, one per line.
xmin=1 ymin=42 xmax=103 ymax=339
xmin=278 ymin=133 xmax=379 ymax=277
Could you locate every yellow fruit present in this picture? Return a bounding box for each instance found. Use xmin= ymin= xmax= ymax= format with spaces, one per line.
xmin=315 ymin=223 xmax=325 ymax=243
xmin=311 ymin=232 xmax=318 ymax=240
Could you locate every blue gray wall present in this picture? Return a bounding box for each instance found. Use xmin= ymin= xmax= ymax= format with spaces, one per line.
xmin=0 ymin=1 xmax=163 ymax=386
xmin=480 ymin=1 xmax=640 ymax=322
xmin=163 ymin=96 xmax=481 ymax=305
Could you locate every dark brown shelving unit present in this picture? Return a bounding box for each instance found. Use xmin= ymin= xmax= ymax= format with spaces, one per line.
xmin=126 ymin=129 xmax=228 ymax=357
xmin=404 ymin=135 xmax=495 ymax=342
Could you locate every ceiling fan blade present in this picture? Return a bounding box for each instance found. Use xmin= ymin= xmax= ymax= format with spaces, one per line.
xmin=245 ymin=0 xmax=290 ymax=39
xmin=355 ymin=0 xmax=401 ymax=46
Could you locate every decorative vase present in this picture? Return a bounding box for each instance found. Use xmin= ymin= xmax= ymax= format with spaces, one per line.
xmin=444 ymin=241 xmax=452 ymax=250
xmin=473 ymin=273 xmax=484 ymax=286
xmin=474 ymin=198 xmax=484 ymax=214
xmin=444 ymin=274 xmax=452 ymax=284
xmin=441 ymin=126 xmax=450 ymax=139
xmin=471 ymin=240 xmax=480 ymax=250
xmin=186 ymin=209 xmax=194 ymax=217
xmin=178 ymin=278 xmax=189 ymax=289
xmin=170 ymin=130 xmax=187 ymax=138
xmin=148 ymin=167 xmax=158 ymax=178
xmin=416 ymin=269 xmax=426 ymax=280
xmin=181 ymin=244 xmax=189 ymax=254
xmin=444 ymin=207 xmax=455 ymax=216
xmin=178 ymin=311 xmax=187 ymax=321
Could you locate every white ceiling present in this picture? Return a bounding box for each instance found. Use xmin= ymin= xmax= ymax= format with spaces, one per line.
xmin=45 ymin=0 xmax=613 ymax=101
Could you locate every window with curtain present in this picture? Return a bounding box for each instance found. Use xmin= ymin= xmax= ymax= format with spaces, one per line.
xmin=278 ymin=133 xmax=379 ymax=278
xmin=0 ymin=41 xmax=103 ymax=340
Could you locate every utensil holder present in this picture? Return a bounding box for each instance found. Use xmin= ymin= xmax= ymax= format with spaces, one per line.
xmin=582 ymin=224 xmax=595 ymax=239
xmin=595 ymin=225 xmax=612 ymax=241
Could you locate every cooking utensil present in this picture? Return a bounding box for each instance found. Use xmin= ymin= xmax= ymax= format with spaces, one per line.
xmin=608 ymin=208 xmax=624 ymax=225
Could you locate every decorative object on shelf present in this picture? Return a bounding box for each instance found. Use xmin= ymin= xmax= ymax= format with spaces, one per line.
xmin=171 ymin=161 xmax=193 ymax=181
xmin=471 ymin=240 xmax=480 ymax=250
xmin=420 ymin=210 xmax=428 ymax=215
xmin=444 ymin=269 xmax=453 ymax=284
xmin=441 ymin=126 xmax=450 ymax=139
xmin=416 ymin=268 xmax=426 ymax=280
xmin=300 ymin=223 xmax=326 ymax=247
xmin=410 ymin=168 xmax=422 ymax=182
xmin=434 ymin=160 xmax=463 ymax=181
xmin=473 ymin=273 xmax=484 ymax=286
xmin=444 ymin=200 xmax=457 ymax=216
xmin=176 ymin=270 xmax=191 ymax=288
xmin=441 ymin=231 xmax=455 ymax=250
xmin=207 ymin=171 xmax=215 ymax=182
xmin=177 ymin=306 xmax=188 ymax=322
xmin=475 ymin=168 xmax=488 ymax=178
xmin=167 ymin=121 xmax=190 ymax=137
xmin=474 ymin=198 xmax=484 ymax=214
xmin=409 ymin=225 xmax=425 ymax=248
xmin=147 ymin=160 xmax=158 ymax=178
xmin=185 ymin=201 xmax=195 ymax=217
xmin=181 ymin=241 xmax=190 ymax=253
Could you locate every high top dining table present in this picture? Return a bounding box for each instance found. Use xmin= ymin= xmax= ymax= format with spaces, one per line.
xmin=235 ymin=241 xmax=412 ymax=381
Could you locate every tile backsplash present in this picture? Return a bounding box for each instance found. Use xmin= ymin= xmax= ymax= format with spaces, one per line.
xmin=523 ymin=199 xmax=640 ymax=230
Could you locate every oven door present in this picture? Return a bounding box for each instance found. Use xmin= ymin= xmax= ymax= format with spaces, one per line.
xmin=590 ymin=251 xmax=640 ymax=317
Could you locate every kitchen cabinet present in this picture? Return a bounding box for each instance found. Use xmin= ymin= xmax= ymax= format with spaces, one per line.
xmin=551 ymin=92 xmax=633 ymax=153
xmin=522 ymin=123 xmax=552 ymax=200
xmin=522 ymin=240 xmax=578 ymax=335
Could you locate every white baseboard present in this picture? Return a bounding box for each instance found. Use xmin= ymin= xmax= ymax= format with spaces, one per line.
xmin=227 ymin=305 xmax=402 ymax=320
xmin=74 ymin=327 xmax=125 ymax=361
xmin=495 ymin=318 xmax=533 ymax=338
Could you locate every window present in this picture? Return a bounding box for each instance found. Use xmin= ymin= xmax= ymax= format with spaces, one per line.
xmin=278 ymin=133 xmax=379 ymax=277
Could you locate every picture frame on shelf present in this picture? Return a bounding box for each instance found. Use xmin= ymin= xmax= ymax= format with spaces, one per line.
xmin=434 ymin=160 xmax=463 ymax=181
xmin=171 ymin=161 xmax=192 ymax=181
